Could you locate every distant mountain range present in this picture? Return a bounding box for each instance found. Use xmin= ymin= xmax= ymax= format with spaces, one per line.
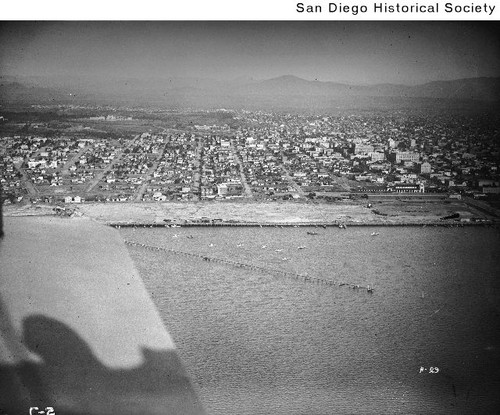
xmin=1 ymin=74 xmax=499 ymax=110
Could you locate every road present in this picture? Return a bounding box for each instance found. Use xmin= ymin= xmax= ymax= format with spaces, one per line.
xmin=60 ymin=146 xmax=91 ymax=175
xmin=85 ymin=149 xmax=125 ymax=193
xmin=230 ymin=140 xmax=253 ymax=198
xmin=280 ymin=165 xmax=305 ymax=197
xmin=133 ymin=141 xmax=169 ymax=202
xmin=85 ymin=135 xmax=142 ymax=193
xmin=189 ymin=136 xmax=205 ymax=201
xmin=14 ymin=163 xmax=38 ymax=196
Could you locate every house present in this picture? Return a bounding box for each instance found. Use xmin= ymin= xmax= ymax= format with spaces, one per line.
xmin=27 ymin=159 xmax=39 ymax=169
xmin=152 ymin=192 xmax=167 ymax=201
xmin=64 ymin=196 xmax=83 ymax=204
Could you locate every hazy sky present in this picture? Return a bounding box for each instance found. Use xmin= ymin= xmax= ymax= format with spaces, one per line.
xmin=1 ymin=21 xmax=499 ymax=85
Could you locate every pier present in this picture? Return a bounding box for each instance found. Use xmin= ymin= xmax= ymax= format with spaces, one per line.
xmin=124 ymin=240 xmax=374 ymax=293
xmin=110 ymin=220 xmax=495 ymax=228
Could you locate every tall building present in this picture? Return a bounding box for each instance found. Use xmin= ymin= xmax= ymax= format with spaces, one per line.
xmin=394 ymin=151 xmax=420 ymax=163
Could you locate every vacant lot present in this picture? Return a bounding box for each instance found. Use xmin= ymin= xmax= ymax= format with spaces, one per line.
xmin=71 ymin=199 xmax=490 ymax=225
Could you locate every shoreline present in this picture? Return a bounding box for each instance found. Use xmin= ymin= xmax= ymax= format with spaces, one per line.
xmin=4 ymin=199 xmax=499 ymax=228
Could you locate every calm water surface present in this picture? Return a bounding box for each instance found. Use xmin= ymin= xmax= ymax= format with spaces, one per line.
xmin=121 ymin=226 xmax=500 ymax=415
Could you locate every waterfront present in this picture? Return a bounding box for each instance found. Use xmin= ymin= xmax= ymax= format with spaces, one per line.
xmin=122 ymin=226 xmax=500 ymax=414
xmin=2 ymin=19 xmax=500 ymax=415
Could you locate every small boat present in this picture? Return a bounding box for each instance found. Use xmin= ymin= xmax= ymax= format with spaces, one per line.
xmin=370 ymin=232 xmax=379 ymax=236
xmin=171 ymin=224 xmax=181 ymax=228
xmin=307 ymin=231 xmax=318 ymax=235
xmin=297 ymin=246 xmax=306 ymax=250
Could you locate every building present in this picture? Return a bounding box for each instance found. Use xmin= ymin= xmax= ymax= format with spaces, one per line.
xmin=482 ymin=187 xmax=500 ymax=194
xmin=354 ymin=143 xmax=375 ymax=155
xmin=217 ymin=182 xmax=243 ymax=197
xmin=369 ymin=152 xmax=385 ymax=161
xmin=64 ymin=195 xmax=83 ymax=203
xmin=390 ymin=183 xmax=425 ymax=193
xmin=391 ymin=151 xmax=420 ymax=164
xmin=420 ymin=161 xmax=432 ymax=174
xmin=153 ymin=192 xmax=167 ymax=201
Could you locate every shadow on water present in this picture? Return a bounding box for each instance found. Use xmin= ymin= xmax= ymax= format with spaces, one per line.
xmin=0 ymin=314 xmax=205 ymax=415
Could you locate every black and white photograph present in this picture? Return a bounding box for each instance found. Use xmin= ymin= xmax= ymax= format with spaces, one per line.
xmin=1 ymin=14 xmax=500 ymax=415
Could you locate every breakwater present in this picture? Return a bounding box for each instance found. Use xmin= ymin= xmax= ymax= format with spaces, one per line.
xmin=124 ymin=239 xmax=374 ymax=293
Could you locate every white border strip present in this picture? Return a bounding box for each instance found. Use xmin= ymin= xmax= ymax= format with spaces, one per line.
xmin=2 ymin=0 xmax=499 ymax=21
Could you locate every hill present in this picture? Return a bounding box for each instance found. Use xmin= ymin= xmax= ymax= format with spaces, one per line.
xmin=1 ymin=74 xmax=499 ymax=110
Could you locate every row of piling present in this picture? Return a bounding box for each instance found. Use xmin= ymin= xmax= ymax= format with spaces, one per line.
xmin=124 ymin=239 xmax=374 ymax=294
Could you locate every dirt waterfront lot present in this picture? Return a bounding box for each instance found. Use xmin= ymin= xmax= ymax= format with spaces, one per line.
xmin=5 ymin=198 xmax=495 ymax=226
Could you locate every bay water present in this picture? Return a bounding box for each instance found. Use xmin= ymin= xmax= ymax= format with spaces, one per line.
xmin=122 ymin=226 xmax=500 ymax=415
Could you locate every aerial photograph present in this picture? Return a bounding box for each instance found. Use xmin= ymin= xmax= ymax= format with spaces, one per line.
xmin=1 ymin=20 xmax=500 ymax=414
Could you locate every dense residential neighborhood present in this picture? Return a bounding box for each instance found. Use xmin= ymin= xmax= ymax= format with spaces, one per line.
xmin=1 ymin=107 xmax=499 ymax=205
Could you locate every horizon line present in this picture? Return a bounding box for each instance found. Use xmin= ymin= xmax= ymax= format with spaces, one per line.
xmin=1 ymin=73 xmax=499 ymax=88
